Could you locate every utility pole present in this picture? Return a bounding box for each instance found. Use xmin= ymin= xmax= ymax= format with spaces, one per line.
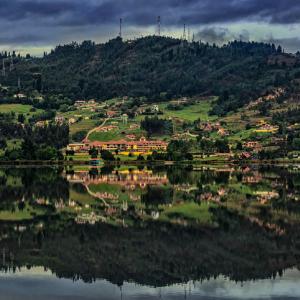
xmin=157 ymin=16 xmax=161 ymax=36
xmin=2 ymin=59 xmax=5 ymax=77
xmin=10 ymin=56 xmax=14 ymax=72
xmin=18 ymin=77 xmax=21 ymax=89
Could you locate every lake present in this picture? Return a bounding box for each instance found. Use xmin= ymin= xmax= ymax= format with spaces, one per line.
xmin=1 ymin=164 xmax=300 ymax=299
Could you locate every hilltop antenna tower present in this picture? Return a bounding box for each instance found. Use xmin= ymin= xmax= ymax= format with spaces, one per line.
xmin=157 ymin=16 xmax=161 ymax=36
xmin=183 ymin=24 xmax=186 ymax=40
xmin=119 ymin=18 xmax=122 ymax=38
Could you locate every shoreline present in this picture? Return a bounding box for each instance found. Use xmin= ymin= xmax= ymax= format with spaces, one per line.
xmin=0 ymin=159 xmax=300 ymax=166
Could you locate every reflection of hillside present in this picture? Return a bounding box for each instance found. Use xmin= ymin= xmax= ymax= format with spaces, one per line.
xmin=66 ymin=170 xmax=169 ymax=189
xmin=0 ymin=208 xmax=299 ymax=287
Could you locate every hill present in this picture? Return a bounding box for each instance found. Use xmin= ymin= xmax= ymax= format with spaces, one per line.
xmin=2 ymin=36 xmax=300 ymax=115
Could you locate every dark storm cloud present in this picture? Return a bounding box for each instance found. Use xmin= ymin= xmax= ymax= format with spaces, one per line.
xmin=0 ymin=0 xmax=76 ymax=21
xmin=1 ymin=0 xmax=300 ymax=27
xmin=1 ymin=0 xmax=300 ymax=53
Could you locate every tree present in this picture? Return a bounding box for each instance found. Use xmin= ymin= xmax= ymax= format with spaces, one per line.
xmin=35 ymin=146 xmax=57 ymax=160
xmin=100 ymin=150 xmax=115 ymax=161
xmin=0 ymin=139 xmax=7 ymax=149
xmin=236 ymin=142 xmax=243 ymax=151
xmin=215 ymin=139 xmax=230 ymax=153
xmin=89 ymin=147 xmax=99 ymax=158
xmin=292 ymin=138 xmax=300 ymax=150
xmin=167 ymin=140 xmax=193 ymax=161
xmin=21 ymin=138 xmax=36 ymax=160
xmin=18 ymin=114 xmax=25 ymax=123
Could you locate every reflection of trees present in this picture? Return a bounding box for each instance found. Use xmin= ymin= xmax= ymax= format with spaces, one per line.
xmin=141 ymin=186 xmax=173 ymax=207
xmin=167 ymin=166 xmax=199 ymax=185
xmin=0 ymin=168 xmax=69 ymax=209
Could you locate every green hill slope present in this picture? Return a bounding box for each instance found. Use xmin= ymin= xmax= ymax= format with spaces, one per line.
xmin=2 ymin=36 xmax=300 ymax=115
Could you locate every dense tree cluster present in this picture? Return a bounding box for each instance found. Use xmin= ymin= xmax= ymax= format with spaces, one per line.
xmin=0 ymin=121 xmax=69 ymax=160
xmin=141 ymin=116 xmax=173 ymax=136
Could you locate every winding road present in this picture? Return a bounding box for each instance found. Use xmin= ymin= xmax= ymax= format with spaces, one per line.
xmin=83 ymin=118 xmax=110 ymax=142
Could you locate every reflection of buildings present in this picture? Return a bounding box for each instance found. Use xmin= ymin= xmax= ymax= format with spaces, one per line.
xmin=242 ymin=172 xmax=263 ymax=184
xmin=174 ymin=184 xmax=198 ymax=193
xmin=75 ymin=212 xmax=106 ymax=225
xmin=66 ymin=170 xmax=169 ymax=190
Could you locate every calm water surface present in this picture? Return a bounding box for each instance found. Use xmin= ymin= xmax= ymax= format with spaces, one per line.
xmin=1 ymin=165 xmax=300 ymax=299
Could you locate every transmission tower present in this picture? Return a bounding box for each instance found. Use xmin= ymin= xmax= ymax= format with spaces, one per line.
xmin=157 ymin=16 xmax=161 ymax=36
xmin=187 ymin=26 xmax=190 ymax=42
xmin=119 ymin=18 xmax=122 ymax=38
xmin=183 ymin=24 xmax=187 ymax=40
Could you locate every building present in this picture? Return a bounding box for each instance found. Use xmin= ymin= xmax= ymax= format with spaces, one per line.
xmin=35 ymin=120 xmax=49 ymax=127
xmin=55 ymin=115 xmax=65 ymax=124
xmin=68 ymin=118 xmax=77 ymax=125
xmin=67 ymin=143 xmax=87 ymax=152
xmin=255 ymin=124 xmax=279 ymax=133
xmin=106 ymin=110 xmax=118 ymax=118
xmin=13 ymin=93 xmax=26 ymax=99
xmin=75 ymin=100 xmax=86 ymax=107
xmin=67 ymin=137 xmax=168 ymax=153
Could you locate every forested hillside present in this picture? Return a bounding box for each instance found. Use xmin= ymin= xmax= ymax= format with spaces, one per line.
xmin=2 ymin=36 xmax=300 ymax=114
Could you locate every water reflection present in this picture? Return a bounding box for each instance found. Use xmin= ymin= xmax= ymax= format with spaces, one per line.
xmin=1 ymin=268 xmax=300 ymax=300
xmin=1 ymin=165 xmax=300 ymax=298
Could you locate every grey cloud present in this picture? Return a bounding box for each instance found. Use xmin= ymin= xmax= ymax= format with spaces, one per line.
xmin=195 ymin=27 xmax=250 ymax=44
xmin=262 ymin=36 xmax=300 ymax=53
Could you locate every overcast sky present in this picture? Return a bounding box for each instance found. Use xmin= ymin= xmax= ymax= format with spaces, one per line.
xmin=2 ymin=0 xmax=300 ymax=56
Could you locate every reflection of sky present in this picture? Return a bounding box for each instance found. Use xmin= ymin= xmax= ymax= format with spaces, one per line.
xmin=1 ymin=268 xmax=300 ymax=300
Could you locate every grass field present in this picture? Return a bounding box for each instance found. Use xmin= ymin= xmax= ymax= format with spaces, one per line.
xmin=0 ymin=205 xmax=45 ymax=221
xmin=161 ymin=202 xmax=216 ymax=225
xmin=61 ymin=107 xmax=102 ymax=135
xmin=89 ymin=120 xmax=146 ymax=142
xmin=0 ymin=104 xmax=43 ymax=117
xmin=69 ymin=119 xmax=98 ymax=135
xmin=89 ymin=183 xmax=141 ymax=203
xmin=159 ymin=99 xmax=217 ymax=122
